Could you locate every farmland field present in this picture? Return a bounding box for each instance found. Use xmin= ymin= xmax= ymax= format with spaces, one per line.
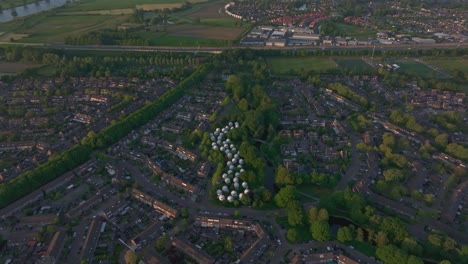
xmin=136 ymin=4 xmax=183 ymax=11
xmin=267 ymin=57 xmax=337 ymax=74
xmin=0 ymin=62 xmax=38 ymax=74
xmin=335 ymin=58 xmax=373 ymax=71
xmin=57 ymin=9 xmax=135 ymax=15
xmin=0 ymin=0 xmax=245 ymax=45
xmin=426 ymin=57 xmax=468 ymax=76
xmin=169 ymin=0 xmax=242 ymax=28
xmin=0 ymin=33 xmax=30 ymax=42
xmin=65 ymin=0 xmax=208 ymax=11
xmin=20 ymin=15 xmax=128 ymax=43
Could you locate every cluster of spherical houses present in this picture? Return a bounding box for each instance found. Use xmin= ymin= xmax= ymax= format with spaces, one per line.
xmin=210 ymin=122 xmax=250 ymax=203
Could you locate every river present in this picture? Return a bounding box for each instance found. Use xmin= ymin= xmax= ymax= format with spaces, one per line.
xmin=0 ymin=0 xmax=78 ymax=23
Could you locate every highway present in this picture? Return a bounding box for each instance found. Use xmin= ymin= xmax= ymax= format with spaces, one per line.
xmin=39 ymin=42 xmax=468 ymax=54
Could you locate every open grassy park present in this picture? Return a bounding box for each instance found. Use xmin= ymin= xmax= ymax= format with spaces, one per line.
xmin=333 ymin=22 xmax=377 ymax=39
xmin=425 ymin=57 xmax=468 ymax=77
xmin=334 ymin=58 xmax=373 ymax=72
xmin=397 ymin=61 xmax=447 ymax=78
xmin=267 ymin=57 xmax=338 ymax=74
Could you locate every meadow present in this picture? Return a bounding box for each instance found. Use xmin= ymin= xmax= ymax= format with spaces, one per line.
xmin=0 ymin=0 xmax=245 ymax=45
xmin=334 ymin=22 xmax=377 ymax=39
xmin=64 ymin=0 xmax=208 ymax=11
xmin=397 ymin=61 xmax=446 ymax=78
xmin=335 ymin=58 xmax=373 ymax=71
xmin=19 ymin=14 xmax=128 ymax=43
xmin=267 ymin=57 xmax=338 ymax=74
xmin=425 ymin=57 xmax=468 ymax=77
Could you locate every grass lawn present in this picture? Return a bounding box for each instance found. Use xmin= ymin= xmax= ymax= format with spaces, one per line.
xmin=334 ymin=22 xmax=377 ymax=38
xmin=397 ymin=61 xmax=445 ymax=78
xmin=426 ymin=57 xmax=468 ymax=77
xmin=267 ymin=57 xmax=337 ymax=74
xmin=345 ymin=240 xmax=376 ymax=257
xmin=297 ymin=184 xmax=331 ymax=200
xmin=335 ymin=58 xmax=373 ymax=72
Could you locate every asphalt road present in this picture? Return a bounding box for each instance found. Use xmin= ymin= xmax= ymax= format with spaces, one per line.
xmin=40 ymin=42 xmax=468 ymax=54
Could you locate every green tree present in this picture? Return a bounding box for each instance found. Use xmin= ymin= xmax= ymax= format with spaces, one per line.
xmin=287 ymin=228 xmax=298 ymax=243
xmin=274 ymin=185 xmax=296 ymax=208
xmin=308 ymin=206 xmax=318 ymax=224
xmin=287 ymin=201 xmax=304 ymax=226
xmin=435 ymin=134 xmax=449 ymax=148
xmin=275 ymin=165 xmax=294 ymax=186
xmin=317 ymin=208 xmax=329 ymax=222
xmin=337 ymin=226 xmax=353 ymax=243
xmin=356 ymin=227 xmax=364 ymax=242
xmin=224 ymin=236 xmax=233 ymax=252
xmin=376 ymin=245 xmax=408 ymax=264
xmin=375 ymin=231 xmax=389 ymax=246
xmin=311 ymin=221 xmax=330 ymax=242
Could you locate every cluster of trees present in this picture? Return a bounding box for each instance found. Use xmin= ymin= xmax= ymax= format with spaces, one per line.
xmin=347 ymin=113 xmax=372 ymax=132
xmin=328 ymin=82 xmax=371 ymax=110
xmin=432 ymin=111 xmax=465 ymax=133
xmin=372 ymin=133 xmax=413 ymax=199
xmin=321 ymin=188 xmax=468 ymax=263
xmin=389 ymin=109 xmax=424 ymax=133
xmin=1 ymin=46 xmax=199 ymax=80
xmin=275 ymin=165 xmax=339 ymax=188
xmin=65 ymin=31 xmax=150 ymax=46
xmin=308 ymin=206 xmax=331 ymax=242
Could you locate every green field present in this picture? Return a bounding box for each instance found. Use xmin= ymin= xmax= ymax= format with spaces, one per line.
xmin=19 ymin=15 xmax=127 ymax=43
xmin=65 ymin=0 xmax=208 ymax=11
xmin=397 ymin=61 xmax=446 ymax=78
xmin=267 ymin=57 xmax=337 ymax=74
xmin=334 ymin=22 xmax=377 ymax=38
xmin=0 ymin=0 xmax=242 ymax=45
xmin=335 ymin=58 xmax=373 ymax=71
xmin=426 ymin=57 xmax=468 ymax=77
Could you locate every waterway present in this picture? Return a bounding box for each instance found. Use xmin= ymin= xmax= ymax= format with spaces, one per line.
xmin=0 ymin=0 xmax=78 ymax=23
